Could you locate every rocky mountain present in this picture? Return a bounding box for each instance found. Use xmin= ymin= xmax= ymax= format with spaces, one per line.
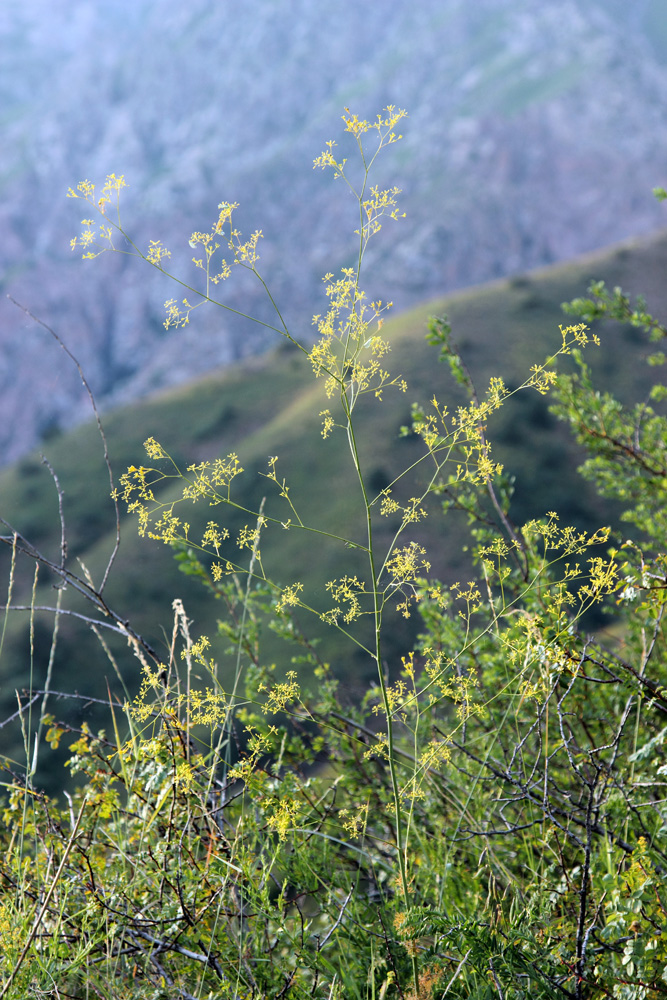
xmin=2 ymin=0 xmax=667 ymax=464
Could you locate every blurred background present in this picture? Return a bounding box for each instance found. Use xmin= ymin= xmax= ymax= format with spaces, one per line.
xmin=1 ymin=0 xmax=667 ymax=465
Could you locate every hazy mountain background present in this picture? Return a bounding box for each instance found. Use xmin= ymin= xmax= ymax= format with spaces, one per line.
xmin=2 ymin=0 xmax=667 ymax=465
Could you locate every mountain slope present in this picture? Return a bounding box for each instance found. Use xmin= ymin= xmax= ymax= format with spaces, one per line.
xmin=2 ymin=0 xmax=667 ymax=463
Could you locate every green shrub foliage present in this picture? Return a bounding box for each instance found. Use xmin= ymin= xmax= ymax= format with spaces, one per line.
xmin=1 ymin=108 xmax=667 ymax=999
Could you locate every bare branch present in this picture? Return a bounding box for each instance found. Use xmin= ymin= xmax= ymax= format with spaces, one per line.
xmin=7 ymin=296 xmax=121 ymax=593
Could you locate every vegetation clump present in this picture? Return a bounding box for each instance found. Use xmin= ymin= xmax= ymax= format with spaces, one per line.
xmin=1 ymin=106 xmax=667 ymax=999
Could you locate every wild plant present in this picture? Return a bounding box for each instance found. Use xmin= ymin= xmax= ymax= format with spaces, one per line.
xmin=0 ymin=106 xmax=665 ymax=998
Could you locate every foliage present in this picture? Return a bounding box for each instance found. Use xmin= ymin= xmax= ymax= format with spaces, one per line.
xmin=1 ymin=106 xmax=667 ymax=999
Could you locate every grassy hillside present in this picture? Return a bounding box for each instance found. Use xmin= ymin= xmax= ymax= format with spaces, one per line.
xmin=2 ymin=228 xmax=667 ymax=782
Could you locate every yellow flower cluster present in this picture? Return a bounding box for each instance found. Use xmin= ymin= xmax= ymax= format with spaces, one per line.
xmin=322 ymin=575 xmax=367 ymax=624
xmin=522 ymin=512 xmax=610 ymax=556
xmin=262 ymin=670 xmax=300 ymax=714
xmin=275 ymin=582 xmax=304 ymax=614
xmin=384 ymin=543 xmax=431 ymax=618
xmin=309 ymin=270 xmax=406 ymax=404
xmin=116 ymin=441 xmax=244 ymax=559
xmin=67 ymin=174 xmax=128 ymax=258
xmin=266 ymin=796 xmax=302 ymax=841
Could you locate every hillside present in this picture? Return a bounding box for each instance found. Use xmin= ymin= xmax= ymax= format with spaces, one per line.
xmin=2 ymin=0 xmax=667 ymax=463
xmin=2 ymin=226 xmax=667 ymax=786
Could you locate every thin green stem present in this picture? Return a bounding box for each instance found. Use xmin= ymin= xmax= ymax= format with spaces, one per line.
xmin=342 ymin=386 xmax=419 ymax=991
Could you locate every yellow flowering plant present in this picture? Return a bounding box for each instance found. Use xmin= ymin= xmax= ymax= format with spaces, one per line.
xmin=1 ymin=105 xmax=665 ymax=999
